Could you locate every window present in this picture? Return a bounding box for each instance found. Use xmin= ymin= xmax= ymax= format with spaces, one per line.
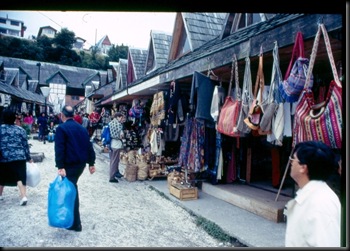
xmin=233 ymin=13 xmax=275 ymax=32
xmin=0 ymin=18 xmax=6 ymax=24
xmin=8 ymin=30 xmax=20 ymax=36
xmin=49 ymin=83 xmax=66 ymax=96
xmin=10 ymin=21 xmax=20 ymax=26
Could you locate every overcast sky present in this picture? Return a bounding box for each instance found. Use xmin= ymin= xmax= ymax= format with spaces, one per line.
xmin=0 ymin=11 xmax=176 ymax=49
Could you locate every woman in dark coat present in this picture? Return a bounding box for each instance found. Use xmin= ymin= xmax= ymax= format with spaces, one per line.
xmin=0 ymin=109 xmax=33 ymax=205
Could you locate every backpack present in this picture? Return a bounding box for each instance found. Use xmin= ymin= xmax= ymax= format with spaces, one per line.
xmin=101 ymin=125 xmax=111 ymax=146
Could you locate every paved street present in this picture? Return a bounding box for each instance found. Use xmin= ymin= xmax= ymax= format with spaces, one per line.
xmin=0 ymin=137 xmax=234 ymax=247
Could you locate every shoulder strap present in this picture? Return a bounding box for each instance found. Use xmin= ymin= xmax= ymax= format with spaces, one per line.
xmin=241 ymin=57 xmax=253 ymax=104
xmin=305 ymin=23 xmax=341 ymax=89
xmin=284 ymin=31 xmax=305 ymax=80
xmin=253 ymin=47 xmax=264 ymax=103
xmin=227 ymin=54 xmax=240 ymax=100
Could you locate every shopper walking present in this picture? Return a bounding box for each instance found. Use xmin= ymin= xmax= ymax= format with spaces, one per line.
xmin=23 ymin=112 xmax=34 ymax=133
xmin=108 ymin=112 xmax=125 ymax=183
xmin=37 ymin=112 xmax=48 ymax=142
xmin=0 ymin=109 xmax=33 ymax=205
xmin=284 ymin=140 xmax=341 ymax=247
xmin=54 ymin=105 xmax=96 ymax=232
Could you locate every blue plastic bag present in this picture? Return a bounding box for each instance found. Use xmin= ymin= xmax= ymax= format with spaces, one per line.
xmin=47 ymin=175 xmax=77 ymax=229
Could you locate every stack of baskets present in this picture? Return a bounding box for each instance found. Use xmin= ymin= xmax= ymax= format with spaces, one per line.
xmin=121 ymin=150 xmax=151 ymax=182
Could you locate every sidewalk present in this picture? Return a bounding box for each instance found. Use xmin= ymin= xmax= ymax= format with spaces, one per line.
xmin=95 ymin=144 xmax=286 ymax=247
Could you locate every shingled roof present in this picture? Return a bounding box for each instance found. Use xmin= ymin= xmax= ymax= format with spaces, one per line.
xmin=182 ymin=13 xmax=227 ymax=51
xmin=145 ymin=30 xmax=172 ymax=74
xmin=127 ymin=48 xmax=148 ymax=84
xmin=0 ymin=63 xmax=44 ymax=104
xmin=0 ymin=56 xmax=107 ymax=90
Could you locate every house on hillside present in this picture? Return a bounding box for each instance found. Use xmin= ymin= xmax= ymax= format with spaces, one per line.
xmin=37 ymin=26 xmax=57 ymax=39
xmin=73 ymin=37 xmax=86 ymax=50
xmin=0 ymin=15 xmax=27 ymax=38
xmin=94 ymin=35 xmax=112 ymax=55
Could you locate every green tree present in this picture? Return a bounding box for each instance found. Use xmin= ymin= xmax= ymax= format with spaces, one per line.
xmin=53 ymin=28 xmax=76 ymax=50
xmin=107 ymin=44 xmax=128 ymax=62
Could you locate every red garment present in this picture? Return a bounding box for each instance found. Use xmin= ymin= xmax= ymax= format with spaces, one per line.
xmin=73 ymin=114 xmax=83 ymax=124
xmin=271 ymin=147 xmax=281 ymax=187
xmin=88 ymin=111 xmax=101 ymax=125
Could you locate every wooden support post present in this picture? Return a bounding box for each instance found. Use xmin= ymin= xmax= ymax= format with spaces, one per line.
xmin=246 ymin=147 xmax=251 ymax=184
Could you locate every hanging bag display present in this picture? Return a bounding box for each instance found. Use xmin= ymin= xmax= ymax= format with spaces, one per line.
xmin=293 ymin=23 xmax=342 ymax=149
xmin=244 ymin=49 xmax=265 ymax=131
xmin=259 ymin=41 xmax=284 ymax=137
xmin=279 ymin=31 xmax=314 ymax=102
xmin=217 ymin=54 xmax=242 ymax=137
xmin=236 ymin=57 xmax=253 ymax=134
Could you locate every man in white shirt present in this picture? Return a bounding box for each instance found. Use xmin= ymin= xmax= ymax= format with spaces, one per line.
xmin=284 ymin=141 xmax=341 ymax=247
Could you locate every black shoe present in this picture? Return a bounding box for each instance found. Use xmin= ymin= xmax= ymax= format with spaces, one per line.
xmin=67 ymin=224 xmax=82 ymax=232
xmin=115 ymin=172 xmax=123 ymax=178
xmin=109 ymin=178 xmax=119 ymax=183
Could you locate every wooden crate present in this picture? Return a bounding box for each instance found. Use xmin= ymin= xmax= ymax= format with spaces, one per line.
xmin=169 ymin=183 xmax=198 ymax=201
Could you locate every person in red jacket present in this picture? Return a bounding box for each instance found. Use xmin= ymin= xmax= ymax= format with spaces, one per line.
xmin=88 ymin=109 xmax=101 ymax=138
xmin=73 ymin=111 xmax=83 ymax=125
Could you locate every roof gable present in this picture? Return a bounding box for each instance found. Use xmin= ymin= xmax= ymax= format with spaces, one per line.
xmin=37 ymin=26 xmax=57 ymax=38
xmin=169 ymin=12 xmax=227 ymax=61
xmin=115 ymin=59 xmax=127 ymax=91
xmin=45 ymin=71 xmax=70 ymax=84
xmin=145 ymin=30 xmax=172 ymax=74
xmin=127 ymin=47 xmax=148 ymax=84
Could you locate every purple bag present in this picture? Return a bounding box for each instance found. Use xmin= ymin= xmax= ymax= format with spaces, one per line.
xmin=279 ymin=32 xmax=313 ymax=102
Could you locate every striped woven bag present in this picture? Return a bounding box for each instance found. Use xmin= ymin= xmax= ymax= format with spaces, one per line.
xmin=292 ymin=23 xmax=342 ymax=149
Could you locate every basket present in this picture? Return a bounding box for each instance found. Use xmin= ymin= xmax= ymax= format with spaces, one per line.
xmin=167 ymin=170 xmax=184 ymax=189
xmin=124 ymin=164 xmax=138 ymax=182
xmin=118 ymin=162 xmax=127 ymax=176
xmin=137 ymin=162 xmax=149 ymax=181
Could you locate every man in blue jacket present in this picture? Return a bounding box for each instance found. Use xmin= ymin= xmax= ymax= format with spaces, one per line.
xmin=55 ymin=105 xmax=96 ymax=232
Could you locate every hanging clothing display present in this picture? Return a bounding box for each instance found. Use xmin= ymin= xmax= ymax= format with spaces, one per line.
xmin=150 ymin=91 xmax=166 ymax=126
xmin=190 ymin=71 xmax=216 ymax=124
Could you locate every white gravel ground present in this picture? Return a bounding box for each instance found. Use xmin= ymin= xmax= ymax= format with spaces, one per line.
xmin=0 ymin=138 xmax=231 ymax=248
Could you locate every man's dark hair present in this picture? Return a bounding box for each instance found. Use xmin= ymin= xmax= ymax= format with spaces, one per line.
xmin=293 ymin=141 xmax=338 ymax=181
xmin=62 ymin=105 xmax=74 ymax=118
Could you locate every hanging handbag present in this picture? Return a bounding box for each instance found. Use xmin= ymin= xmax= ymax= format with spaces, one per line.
xmin=293 ymin=23 xmax=342 ymax=149
xmin=244 ymin=49 xmax=265 ymax=131
xmin=279 ymin=31 xmax=314 ymax=102
xmin=217 ymin=54 xmax=242 ymax=137
xmin=236 ymin=57 xmax=253 ymax=134
xmin=259 ymin=41 xmax=284 ymax=137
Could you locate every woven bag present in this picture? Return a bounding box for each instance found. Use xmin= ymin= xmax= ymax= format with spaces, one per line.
xmin=236 ymin=57 xmax=253 ymax=134
xmin=217 ymin=54 xmax=242 ymax=137
xmin=136 ymin=156 xmax=150 ymax=181
xmin=279 ymin=31 xmax=314 ymax=102
xmin=259 ymin=41 xmax=283 ymax=136
xmin=124 ymin=164 xmax=138 ymax=182
xmin=293 ymin=23 xmax=342 ymax=149
xmin=244 ymin=49 xmax=265 ymax=131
